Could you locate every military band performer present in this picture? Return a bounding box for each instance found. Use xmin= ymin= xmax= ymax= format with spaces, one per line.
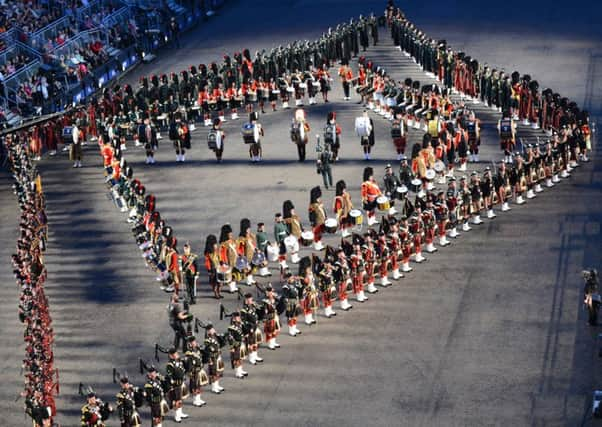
xmin=333 ymin=248 xmax=353 ymax=310
xmin=291 ymin=109 xmax=310 ymax=162
xmin=274 ymin=213 xmax=289 ymax=270
xmin=510 ymin=153 xmax=527 ymax=205
xmin=219 ymin=224 xmax=240 ymax=293
xmin=466 ymin=111 xmax=481 ymax=162
xmin=203 ymin=324 xmax=226 ymax=394
xmin=282 ymin=275 xmax=303 ymax=335
xmin=409 ymin=211 xmax=426 ymax=263
xmin=241 ymin=293 xmax=264 ymax=365
xmin=80 ymin=392 xmax=111 ymax=427
xmin=226 ymin=311 xmax=249 ymax=378
xmin=115 ymin=377 xmax=141 ymax=427
xmin=458 ymin=176 xmax=473 ymax=231
xmin=498 ymin=110 xmax=516 ymax=164
xmin=237 ymin=218 xmax=258 ymax=286
xmin=350 ymin=235 xmax=368 ymax=302
xmin=493 ymin=161 xmax=511 ymax=212
xmin=376 ymin=230 xmax=393 ymax=286
xmin=383 ymin=163 xmax=401 ymax=214
xmin=309 ymin=186 xmax=327 ymax=251
xmin=183 ymin=336 xmax=207 ymax=407
xmin=283 ymin=200 xmax=302 ymax=264
xmin=391 ymin=112 xmax=408 ymax=160
xmin=168 ymin=293 xmax=190 ymax=352
xmin=165 ymin=348 xmax=188 ymax=423
xmin=300 ymin=257 xmax=320 ymax=324
xmin=143 ymin=367 xmax=166 ymax=427
xmin=445 ymin=178 xmax=461 ymax=238
xmin=398 ymin=217 xmax=414 ymax=273
xmin=362 ymin=232 xmax=379 ymax=294
xmin=181 ymin=243 xmax=199 ymax=305
xmin=208 ymin=118 xmax=225 ymax=162
xmin=334 ymin=180 xmax=353 ymax=238
xmin=469 ymin=172 xmax=484 ymax=225
xmin=262 ymin=284 xmax=282 ymax=349
xmin=204 ymin=234 xmax=223 ymax=299
xmin=324 ymin=111 xmax=342 ymax=161
xmin=247 ymin=112 xmax=264 ymax=162
xmin=386 ymin=218 xmax=404 ymax=279
xmin=481 ymin=167 xmax=496 ymax=219
xmin=317 ymin=256 xmax=337 ymax=318
xmin=361 ymin=167 xmax=382 ymax=226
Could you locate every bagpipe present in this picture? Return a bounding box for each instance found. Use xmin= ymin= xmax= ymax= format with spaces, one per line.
xmin=78 ymin=382 xmax=113 ymax=421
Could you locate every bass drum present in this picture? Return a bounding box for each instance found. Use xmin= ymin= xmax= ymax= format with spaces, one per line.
xmin=251 ymin=250 xmax=265 ymax=266
xmin=300 ymin=230 xmax=314 ymax=246
xmin=284 ymin=235 xmax=299 ymax=253
xmin=410 ymin=178 xmax=422 ymax=193
xmin=266 ymin=243 xmax=279 ymax=262
xmin=324 ymin=218 xmax=338 ymax=234
xmin=349 ymin=209 xmax=363 ymax=226
xmin=377 ymin=196 xmax=390 ymax=211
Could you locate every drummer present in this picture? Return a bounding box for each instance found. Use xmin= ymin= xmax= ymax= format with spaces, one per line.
xmin=383 ymin=164 xmax=401 ymax=214
xmin=283 ymin=200 xmax=302 ymax=264
xmin=308 ymin=186 xmax=326 ymax=251
xmin=361 ymin=167 xmax=382 ymax=227
xmin=334 ymin=180 xmax=354 ymax=238
xmin=218 ymin=224 xmax=240 ymax=293
xmin=204 ymin=234 xmax=223 ymax=299
xmin=237 ymin=219 xmax=258 ymax=286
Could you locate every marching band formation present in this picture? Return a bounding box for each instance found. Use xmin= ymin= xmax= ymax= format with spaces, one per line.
xmin=1 ymin=2 xmax=595 ymax=426
xmin=81 ymin=3 xmax=595 ymax=426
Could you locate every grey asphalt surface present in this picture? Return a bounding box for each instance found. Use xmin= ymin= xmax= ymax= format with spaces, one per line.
xmin=1 ymin=1 xmax=601 ymax=426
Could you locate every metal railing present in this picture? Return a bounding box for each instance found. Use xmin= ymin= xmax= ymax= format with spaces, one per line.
xmin=102 ymin=6 xmax=133 ymax=29
xmin=3 ymin=60 xmax=41 ymax=90
xmin=0 ymin=28 xmax=17 ymax=52
xmin=27 ymin=16 xmax=76 ymax=53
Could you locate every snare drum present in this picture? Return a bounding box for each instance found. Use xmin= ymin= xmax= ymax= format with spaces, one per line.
xmin=434 ymin=160 xmax=445 ymax=172
xmin=286 ymin=87 xmax=295 ymax=94
xmin=208 ymin=100 xmax=217 ymax=111
xmin=425 ymin=169 xmax=436 ymax=181
xmin=300 ymin=231 xmax=314 ymax=246
xmin=349 ymin=209 xmax=363 ymax=226
xmin=266 ymin=243 xmax=279 ymax=262
xmin=410 ymin=178 xmax=422 ymax=193
xmin=251 ymin=250 xmax=265 ymax=266
xmin=216 ymin=265 xmax=232 ymax=284
xmin=377 ymin=196 xmax=391 ymax=211
xmin=235 ymin=255 xmax=249 ymax=271
xmin=284 ymin=235 xmax=299 ymax=253
xmin=396 ymin=185 xmax=409 ymax=198
xmin=324 ymin=218 xmax=338 ymax=234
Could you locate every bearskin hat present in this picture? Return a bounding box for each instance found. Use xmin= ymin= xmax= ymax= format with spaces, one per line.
xmin=298 ymin=256 xmax=312 ymax=277
xmin=283 ymin=200 xmax=295 ymax=219
xmin=335 ymin=180 xmax=346 ymax=197
xmin=204 ymin=234 xmax=217 ymax=254
xmin=363 ymin=167 xmax=373 ymax=182
xmin=219 ymin=224 xmax=232 ymax=243
xmin=310 ymin=186 xmax=322 ymax=204
xmin=239 ymin=218 xmax=251 ymax=237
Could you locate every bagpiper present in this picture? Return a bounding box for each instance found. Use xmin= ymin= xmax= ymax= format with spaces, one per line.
xmin=165 ymin=348 xmax=188 ymax=423
xmin=203 ymin=324 xmax=226 ymax=394
xmin=241 ymin=293 xmax=264 ymax=365
xmin=226 ymin=311 xmax=249 ymax=379
xmin=183 ymin=336 xmax=207 ymax=407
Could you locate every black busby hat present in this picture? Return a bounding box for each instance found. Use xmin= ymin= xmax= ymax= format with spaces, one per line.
xmin=352 ymin=233 xmax=364 ymax=246
xmin=335 ymin=180 xmax=346 ymax=196
xmin=213 ymin=117 xmax=221 ymax=126
xmin=266 ymin=284 xmax=274 ymax=292
xmin=168 ymin=347 xmax=177 ymax=355
xmin=230 ymin=311 xmax=240 ymax=317
xmin=249 ymin=111 xmax=258 ymax=122
xmin=298 ymin=256 xmax=312 ymax=277
xmin=327 ymin=111 xmax=336 ymax=122
xmin=204 ymin=234 xmax=217 ymax=254
xmin=239 ymin=218 xmax=251 ymax=237
xmin=219 ymin=224 xmax=232 ymax=243
xmin=244 ymin=292 xmax=253 ymax=299
xmin=119 ymin=376 xmax=129 ymax=384
xmin=363 ymin=167 xmax=373 ymax=182
xmin=283 ymin=200 xmax=295 ymax=219
xmin=310 ymin=186 xmax=322 ymax=204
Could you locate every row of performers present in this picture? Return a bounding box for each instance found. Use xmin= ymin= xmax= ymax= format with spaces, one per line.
xmin=387 ymin=6 xmax=593 ymax=138
xmin=6 ymin=137 xmax=57 ymax=427
xmin=81 ymin=141 xmax=584 ymax=426
xmin=103 ymin=115 xmax=579 ymax=306
xmin=83 ymin=17 xmax=382 ymax=134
